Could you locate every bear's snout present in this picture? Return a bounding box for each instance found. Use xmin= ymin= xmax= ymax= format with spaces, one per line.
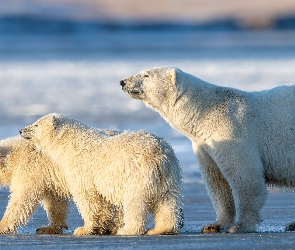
xmin=120 ymin=80 xmax=125 ymax=87
xmin=19 ymin=128 xmax=31 ymax=140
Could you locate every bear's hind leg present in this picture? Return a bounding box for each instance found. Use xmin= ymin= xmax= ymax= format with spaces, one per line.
xmin=219 ymin=146 xmax=267 ymax=233
xmin=73 ymin=213 xmax=98 ymax=236
xmin=72 ymin=193 xmax=99 ymax=236
xmin=147 ymin=197 xmax=182 ymax=235
xmin=116 ymin=199 xmax=147 ymax=235
xmin=73 ymin=192 xmax=116 ymax=236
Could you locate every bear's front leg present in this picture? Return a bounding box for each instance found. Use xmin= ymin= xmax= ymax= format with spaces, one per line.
xmin=71 ymin=191 xmax=116 ymax=236
xmin=195 ymin=147 xmax=236 ymax=233
xmin=0 ymin=189 xmax=40 ymax=234
xmin=36 ymin=194 xmax=69 ymax=234
xmin=0 ymin=221 xmax=13 ymax=234
xmin=216 ymin=144 xmax=268 ymax=233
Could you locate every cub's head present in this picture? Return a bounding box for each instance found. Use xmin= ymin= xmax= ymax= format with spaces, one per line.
xmin=19 ymin=113 xmax=64 ymax=144
xmin=120 ymin=67 xmax=184 ymax=113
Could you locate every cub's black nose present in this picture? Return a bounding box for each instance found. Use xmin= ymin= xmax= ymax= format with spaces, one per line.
xmin=120 ymin=80 xmax=125 ymax=87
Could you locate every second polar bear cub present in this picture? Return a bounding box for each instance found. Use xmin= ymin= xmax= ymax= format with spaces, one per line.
xmin=0 ymin=135 xmax=121 ymax=235
xmin=0 ymin=136 xmax=69 ymax=234
xmin=20 ymin=113 xmax=183 ymax=236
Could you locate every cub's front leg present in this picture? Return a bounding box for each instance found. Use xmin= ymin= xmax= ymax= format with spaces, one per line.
xmin=0 ymin=188 xmax=40 ymax=234
xmin=36 ymin=194 xmax=69 ymax=234
xmin=71 ymin=191 xmax=117 ymax=236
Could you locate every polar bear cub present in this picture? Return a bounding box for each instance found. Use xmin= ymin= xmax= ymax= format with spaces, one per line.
xmin=0 ymin=136 xmax=69 ymax=234
xmin=0 ymin=135 xmax=118 ymax=235
xmin=20 ymin=113 xmax=183 ymax=235
xmin=121 ymin=66 xmax=295 ymax=233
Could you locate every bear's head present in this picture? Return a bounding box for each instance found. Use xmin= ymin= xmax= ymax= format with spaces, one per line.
xmin=19 ymin=113 xmax=64 ymax=145
xmin=120 ymin=67 xmax=185 ymax=114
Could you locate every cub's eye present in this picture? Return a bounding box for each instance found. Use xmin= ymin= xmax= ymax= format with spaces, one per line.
xmin=144 ymin=75 xmax=149 ymax=78
xmin=34 ymin=124 xmax=38 ymax=127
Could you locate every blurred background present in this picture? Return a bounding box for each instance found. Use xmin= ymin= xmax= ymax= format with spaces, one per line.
xmin=0 ymin=0 xmax=295 ymax=182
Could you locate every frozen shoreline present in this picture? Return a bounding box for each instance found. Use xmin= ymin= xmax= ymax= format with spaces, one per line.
xmin=0 ymin=54 xmax=295 ymax=182
xmin=0 ymin=183 xmax=294 ymax=250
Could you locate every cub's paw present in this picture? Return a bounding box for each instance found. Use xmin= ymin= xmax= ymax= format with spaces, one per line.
xmin=0 ymin=222 xmax=12 ymax=234
xmin=73 ymin=226 xmax=92 ymax=236
xmin=36 ymin=226 xmax=66 ymax=234
xmin=147 ymin=227 xmax=177 ymax=235
xmin=0 ymin=227 xmax=11 ymax=234
xmin=116 ymin=227 xmax=144 ymax=236
xmin=202 ymin=224 xmax=221 ymax=233
xmin=91 ymin=227 xmax=112 ymax=235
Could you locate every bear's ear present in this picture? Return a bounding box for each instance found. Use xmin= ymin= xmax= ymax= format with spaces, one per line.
xmin=52 ymin=115 xmax=60 ymax=130
xmin=169 ymin=68 xmax=178 ymax=86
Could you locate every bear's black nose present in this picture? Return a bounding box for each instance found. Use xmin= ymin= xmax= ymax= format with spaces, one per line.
xmin=120 ymin=80 xmax=125 ymax=87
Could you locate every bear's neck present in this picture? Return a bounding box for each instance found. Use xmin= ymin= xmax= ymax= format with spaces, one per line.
xmin=164 ymin=80 xmax=233 ymax=142
xmin=41 ymin=129 xmax=72 ymax=155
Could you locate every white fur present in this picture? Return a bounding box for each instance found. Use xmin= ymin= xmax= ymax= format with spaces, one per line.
xmin=0 ymin=135 xmax=120 ymax=235
xmin=121 ymin=66 xmax=295 ymax=233
xmin=20 ymin=114 xmax=183 ymax=235
xmin=0 ymin=136 xmax=69 ymax=234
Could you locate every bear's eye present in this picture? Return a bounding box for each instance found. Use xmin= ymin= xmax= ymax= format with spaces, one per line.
xmin=34 ymin=124 xmax=38 ymax=127
xmin=144 ymin=74 xmax=149 ymax=78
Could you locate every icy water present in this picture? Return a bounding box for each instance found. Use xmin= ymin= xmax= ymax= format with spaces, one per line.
xmin=1 ymin=28 xmax=295 ymax=248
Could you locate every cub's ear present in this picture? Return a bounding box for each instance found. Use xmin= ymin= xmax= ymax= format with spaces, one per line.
xmin=169 ymin=68 xmax=177 ymax=85
xmin=52 ymin=115 xmax=60 ymax=130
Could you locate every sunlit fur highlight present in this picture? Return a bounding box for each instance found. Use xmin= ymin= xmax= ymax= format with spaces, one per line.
xmin=0 ymin=136 xmax=69 ymax=234
xmin=21 ymin=114 xmax=183 ymax=236
xmin=121 ymin=66 xmax=295 ymax=233
xmin=0 ymin=135 xmax=121 ymax=235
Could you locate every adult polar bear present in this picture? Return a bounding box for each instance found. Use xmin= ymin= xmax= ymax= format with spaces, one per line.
xmin=120 ymin=66 xmax=295 ymax=233
xmin=20 ymin=114 xmax=183 ymax=235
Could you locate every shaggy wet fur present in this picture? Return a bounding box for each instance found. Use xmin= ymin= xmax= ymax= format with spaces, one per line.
xmin=0 ymin=136 xmax=69 ymax=234
xmin=20 ymin=114 xmax=183 ymax=235
xmin=0 ymin=135 xmax=120 ymax=235
xmin=121 ymin=66 xmax=295 ymax=233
